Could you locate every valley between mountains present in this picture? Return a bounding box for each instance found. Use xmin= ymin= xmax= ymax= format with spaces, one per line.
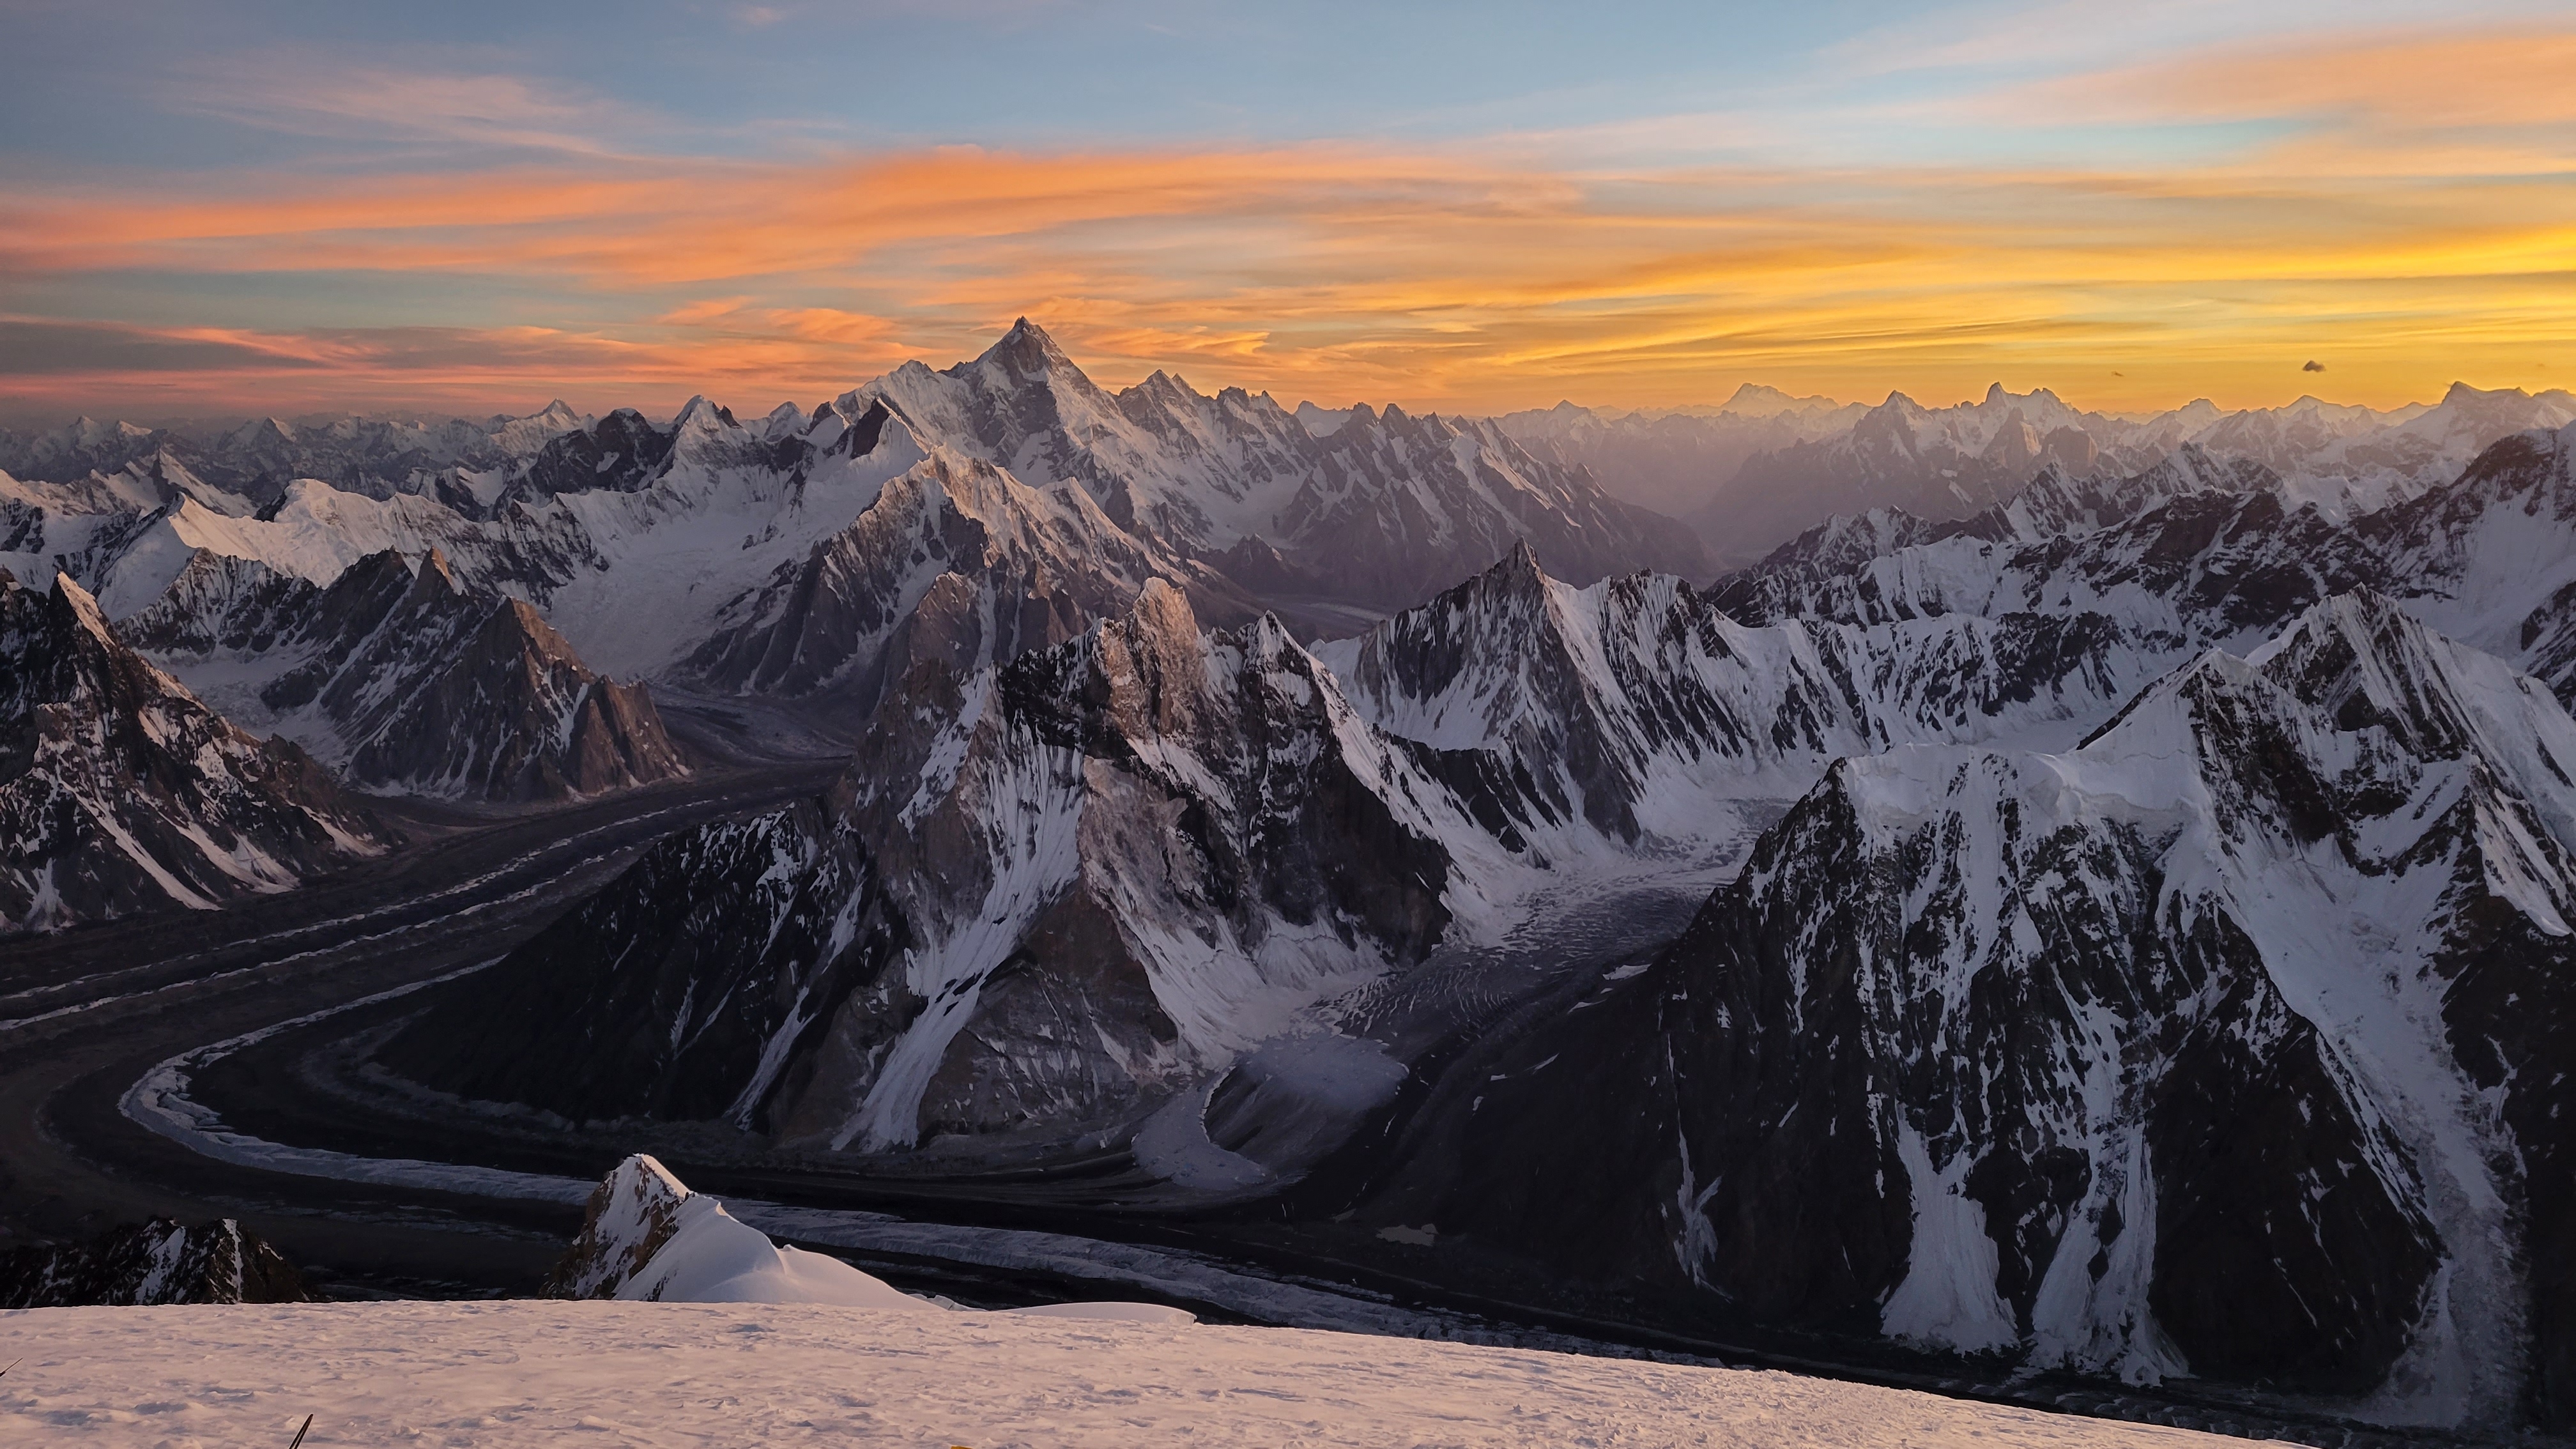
xmin=7 ymin=323 xmax=2576 ymax=1442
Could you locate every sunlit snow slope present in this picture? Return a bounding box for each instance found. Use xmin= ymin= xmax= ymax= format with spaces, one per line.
xmin=0 ymin=1300 xmax=2242 ymax=1449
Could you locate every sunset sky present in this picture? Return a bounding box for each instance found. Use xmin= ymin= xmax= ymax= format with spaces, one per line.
xmin=2 ymin=0 xmax=2571 ymax=423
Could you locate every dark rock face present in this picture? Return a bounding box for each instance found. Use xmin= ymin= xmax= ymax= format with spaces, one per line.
xmin=0 ymin=1218 xmax=312 ymax=1307
xmin=386 ymin=581 xmax=1474 ymax=1150
xmin=783 ymin=580 xmax=1462 ymax=1150
xmin=510 ymin=407 xmax=680 ymax=500
xmin=0 ymin=570 xmax=382 ymax=931
xmin=1427 ymin=592 xmax=2576 ymax=1425
xmin=277 ymin=558 xmax=687 ymax=801
xmin=378 ymin=799 xmax=903 ymax=1127
xmin=684 ymin=450 xmax=1166 ymax=703
xmin=135 ymin=548 xmax=687 ymax=802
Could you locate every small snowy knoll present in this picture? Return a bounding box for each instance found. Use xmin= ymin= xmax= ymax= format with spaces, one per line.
xmin=0 ymin=1299 xmax=2241 ymax=1449
xmin=544 ymin=1154 xmax=1187 ymax=1324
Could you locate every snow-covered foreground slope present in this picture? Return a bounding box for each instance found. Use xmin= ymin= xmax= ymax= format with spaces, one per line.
xmin=0 ymin=1300 xmax=2242 ymax=1449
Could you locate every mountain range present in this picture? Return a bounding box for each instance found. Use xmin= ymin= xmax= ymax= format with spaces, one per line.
xmin=12 ymin=323 xmax=2576 ymax=1433
xmin=1503 ymin=380 xmax=2576 ymax=567
xmin=375 ymin=408 xmax=2576 ymax=1432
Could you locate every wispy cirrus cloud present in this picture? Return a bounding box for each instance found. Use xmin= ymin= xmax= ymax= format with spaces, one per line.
xmin=159 ymin=50 xmax=659 ymax=161
xmin=0 ymin=317 xmax=329 ymax=376
xmin=1981 ymin=26 xmax=2576 ymax=139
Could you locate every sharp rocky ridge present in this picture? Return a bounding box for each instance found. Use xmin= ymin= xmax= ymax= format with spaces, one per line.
xmin=126 ymin=546 xmax=687 ymax=801
xmin=0 ymin=569 xmax=383 ymax=932
xmin=1714 ymin=420 xmax=2576 ymax=702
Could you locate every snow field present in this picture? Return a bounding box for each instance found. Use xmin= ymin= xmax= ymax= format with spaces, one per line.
xmin=0 ymin=1300 xmax=2248 ymax=1449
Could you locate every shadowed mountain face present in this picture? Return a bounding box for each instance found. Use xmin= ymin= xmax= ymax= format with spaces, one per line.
xmin=378 ymin=528 xmax=2192 ymax=1158
xmin=0 ymin=571 xmax=383 ymax=931
xmin=0 ymin=1218 xmax=312 ymax=1308
xmin=384 ymin=581 xmax=1476 ymax=1150
xmin=127 ymin=548 xmax=687 ymax=802
xmin=1420 ymin=590 xmax=2576 ymax=1429
xmin=259 ymin=551 xmax=688 ymax=801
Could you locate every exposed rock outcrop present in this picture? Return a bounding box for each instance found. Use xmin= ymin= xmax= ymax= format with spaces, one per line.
xmin=0 ymin=569 xmax=383 ymax=931
xmin=0 ymin=1218 xmax=312 ymax=1307
xmin=129 ymin=548 xmax=687 ymax=801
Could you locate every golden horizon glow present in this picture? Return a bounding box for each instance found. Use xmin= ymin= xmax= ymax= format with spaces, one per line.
xmin=3 ymin=22 xmax=2571 ymax=423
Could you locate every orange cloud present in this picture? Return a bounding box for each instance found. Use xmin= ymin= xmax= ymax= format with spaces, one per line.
xmin=5 ymin=57 xmax=2573 ymax=422
xmin=2030 ymin=27 xmax=2576 ymax=130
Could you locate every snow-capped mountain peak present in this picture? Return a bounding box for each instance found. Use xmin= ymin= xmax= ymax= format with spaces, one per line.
xmin=1 ymin=568 xmax=385 ymax=931
xmin=1428 ymin=591 xmax=2576 ymax=1425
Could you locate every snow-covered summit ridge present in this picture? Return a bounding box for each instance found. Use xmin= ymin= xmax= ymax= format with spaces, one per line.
xmin=1322 ymin=533 xmax=2202 ymax=843
xmin=833 ymin=318 xmax=1707 ymax=607
xmin=6 ymin=322 xmax=1707 ymax=720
